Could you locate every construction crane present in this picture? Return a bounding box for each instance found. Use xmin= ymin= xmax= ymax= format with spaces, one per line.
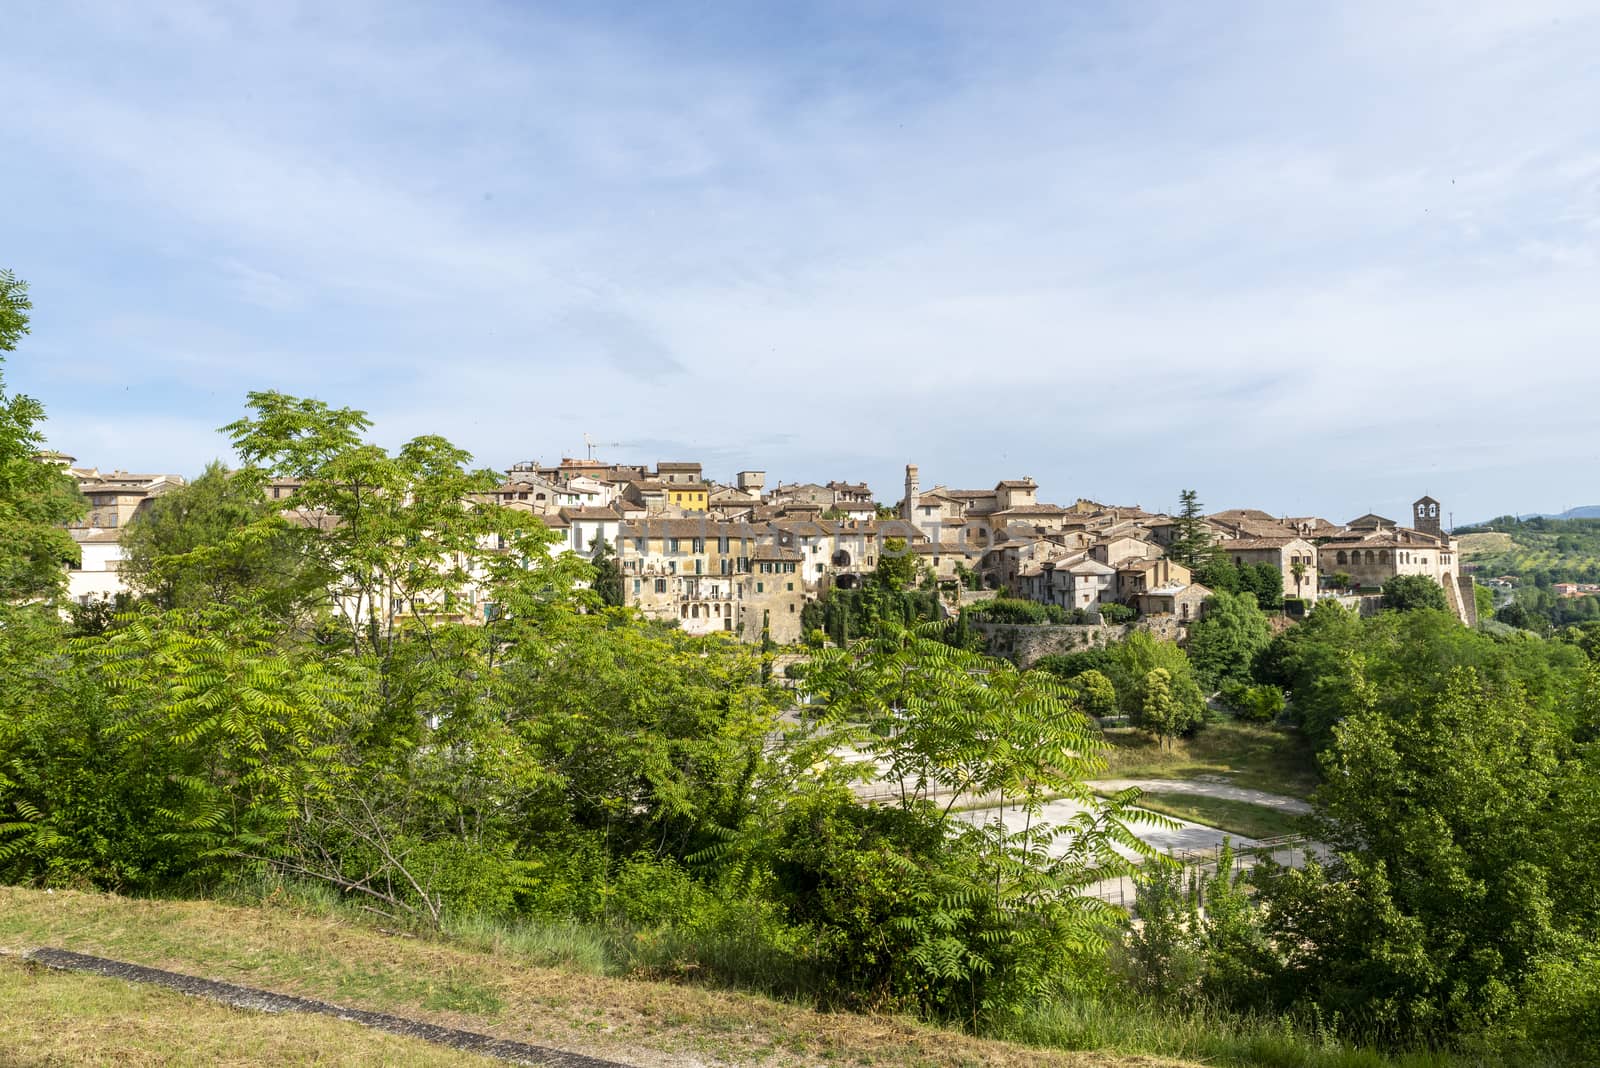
xmin=583 ymin=433 xmax=624 ymax=460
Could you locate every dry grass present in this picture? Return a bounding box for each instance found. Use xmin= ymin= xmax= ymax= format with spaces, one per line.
xmin=1457 ymin=532 xmax=1514 ymax=558
xmin=1100 ymin=721 xmax=1320 ymax=799
xmin=0 ymin=954 xmax=492 ymax=1067
xmin=0 ymin=887 xmax=1194 ymax=1068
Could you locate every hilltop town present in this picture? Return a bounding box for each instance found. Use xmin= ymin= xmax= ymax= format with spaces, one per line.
xmin=57 ymin=452 xmax=1477 ymax=639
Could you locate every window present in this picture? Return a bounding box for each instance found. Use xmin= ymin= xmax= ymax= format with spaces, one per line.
xmin=756 ymin=582 xmax=764 ymax=593
xmin=695 ymin=559 xmax=703 ymax=574
xmin=724 ymin=617 xmax=733 ymax=631
xmin=789 ymin=603 xmax=796 ymax=612
xmin=633 ymin=579 xmax=641 ymax=594
xmin=1337 ymin=551 xmax=1348 ymax=565
xmin=655 ymin=579 xmax=667 ymax=593
xmin=669 ymin=538 xmax=680 ymax=552
xmin=786 ymin=582 xmax=793 ymax=591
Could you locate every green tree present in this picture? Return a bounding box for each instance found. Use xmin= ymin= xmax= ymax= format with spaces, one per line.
xmin=1289 ymin=558 xmax=1308 ymax=600
xmin=796 ymin=621 xmax=1155 ymax=1022
xmin=0 ymin=269 xmax=85 ymax=600
xmin=1381 ymin=574 xmax=1449 ymax=613
xmin=1239 ymin=563 xmax=1284 ymax=610
xmin=1101 ymin=631 xmax=1207 ymax=736
xmin=1184 ymin=590 xmax=1272 ymax=691
xmin=1070 ymin=668 xmax=1119 ymax=718
xmin=1168 ymin=490 xmax=1214 ymax=570
xmin=119 ymin=460 xmax=323 ymax=614
xmin=1473 ymin=582 xmax=1495 ymax=623
xmin=1248 ymin=670 xmax=1593 ymax=1045
xmin=0 ymin=603 xmax=358 ymax=889
xmin=873 ymin=536 xmax=920 ymax=591
xmin=589 ymin=537 xmax=625 ymax=607
xmin=1136 ymin=668 xmax=1182 ymax=747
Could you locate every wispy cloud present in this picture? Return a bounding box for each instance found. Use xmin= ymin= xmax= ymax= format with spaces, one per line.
xmin=5 ymin=1 xmax=1600 ymax=520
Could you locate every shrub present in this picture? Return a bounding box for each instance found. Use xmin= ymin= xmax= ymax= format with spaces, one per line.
xmin=1098 ymin=603 xmax=1135 ymax=624
xmin=1238 ymin=685 xmax=1285 ymax=722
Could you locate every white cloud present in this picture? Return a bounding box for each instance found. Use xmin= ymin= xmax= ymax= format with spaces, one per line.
xmin=4 ymin=1 xmax=1600 ymax=519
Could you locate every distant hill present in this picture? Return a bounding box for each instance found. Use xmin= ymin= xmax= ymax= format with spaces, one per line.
xmin=1464 ymin=506 xmax=1600 ymax=525
xmin=1518 ymin=506 xmax=1600 ymax=521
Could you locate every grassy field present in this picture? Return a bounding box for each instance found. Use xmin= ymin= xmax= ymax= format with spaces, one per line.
xmin=0 ymin=886 xmax=1189 ymax=1068
xmin=0 ymin=953 xmax=491 ymax=1066
xmin=1099 ymin=721 xmax=1320 ymax=800
xmin=1126 ymin=792 xmax=1306 ymax=841
xmin=0 ymin=886 xmax=1528 ymax=1068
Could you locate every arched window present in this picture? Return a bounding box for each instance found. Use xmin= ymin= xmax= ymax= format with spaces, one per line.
xmin=1378 ymin=550 xmax=1390 ymax=564
xmin=680 ymin=604 xmax=689 ymax=618
xmin=831 ymin=549 xmax=852 ymax=568
xmin=1337 ymin=550 xmax=1348 ymax=565
xmin=1365 ymin=551 xmax=1376 ymax=565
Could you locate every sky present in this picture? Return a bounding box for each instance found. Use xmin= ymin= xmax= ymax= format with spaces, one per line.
xmin=5 ymin=1 xmax=1600 ymax=524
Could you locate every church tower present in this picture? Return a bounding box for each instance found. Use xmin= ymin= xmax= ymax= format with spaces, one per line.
xmin=1413 ymin=495 xmax=1442 ymax=537
xmin=902 ymin=464 xmax=920 ymax=520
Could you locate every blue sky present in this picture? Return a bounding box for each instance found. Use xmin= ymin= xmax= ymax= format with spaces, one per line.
xmin=5 ymin=1 xmax=1599 ymax=523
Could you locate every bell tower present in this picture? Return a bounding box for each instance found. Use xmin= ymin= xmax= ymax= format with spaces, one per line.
xmin=902 ymin=464 xmax=920 ymax=520
xmin=1413 ymin=495 xmax=1442 ymax=537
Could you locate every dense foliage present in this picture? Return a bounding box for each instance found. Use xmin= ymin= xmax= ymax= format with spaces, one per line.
xmin=5 ymin=274 xmax=1598 ymax=1063
xmin=1129 ymin=598 xmax=1600 ymax=1061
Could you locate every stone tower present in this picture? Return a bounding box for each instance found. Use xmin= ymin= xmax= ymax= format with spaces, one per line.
xmin=902 ymin=464 xmax=920 ymax=520
xmin=1413 ymin=495 xmax=1442 ymax=537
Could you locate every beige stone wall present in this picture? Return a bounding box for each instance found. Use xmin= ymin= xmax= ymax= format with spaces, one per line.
xmin=974 ymin=617 xmax=1185 ymax=667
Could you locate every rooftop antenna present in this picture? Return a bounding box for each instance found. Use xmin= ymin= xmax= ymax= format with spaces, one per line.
xmin=583 ymin=432 xmax=623 ymax=460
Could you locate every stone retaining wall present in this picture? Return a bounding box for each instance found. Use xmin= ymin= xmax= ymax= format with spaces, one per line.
xmin=976 ymin=616 xmax=1186 ymax=667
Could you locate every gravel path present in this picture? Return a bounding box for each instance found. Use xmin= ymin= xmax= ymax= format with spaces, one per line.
xmin=1089 ymin=778 xmax=1313 ymax=815
xmin=25 ymin=947 xmax=633 ymax=1067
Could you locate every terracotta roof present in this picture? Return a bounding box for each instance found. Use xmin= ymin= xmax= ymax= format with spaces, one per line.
xmin=621 ymin=519 xmax=763 ymax=538
xmin=559 ymin=506 xmax=623 ymax=520
xmin=995 ymin=479 xmax=1036 ymax=489
xmin=70 ymin=528 xmax=124 ymax=543
xmin=991 ymin=504 xmax=1069 ymax=516
xmin=1221 ymin=536 xmax=1310 ymax=550
xmin=657 ymin=462 xmax=702 ymax=471
xmin=751 ymin=546 xmax=804 ymax=562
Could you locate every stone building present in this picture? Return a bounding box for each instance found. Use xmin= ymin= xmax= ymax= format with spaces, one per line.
xmin=1219 ymin=536 xmax=1320 ymax=600
xmin=63 ymin=463 xmax=186 ymax=605
xmin=1137 ymin=582 xmax=1212 ymax=621
xmin=1317 ymin=497 xmax=1471 ymax=624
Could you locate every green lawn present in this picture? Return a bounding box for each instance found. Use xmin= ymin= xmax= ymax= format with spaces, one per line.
xmin=1098 ymin=720 xmax=1320 ymax=799
xmin=1128 ymin=792 xmax=1306 ymax=841
xmin=0 ymin=955 xmax=491 ymax=1067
